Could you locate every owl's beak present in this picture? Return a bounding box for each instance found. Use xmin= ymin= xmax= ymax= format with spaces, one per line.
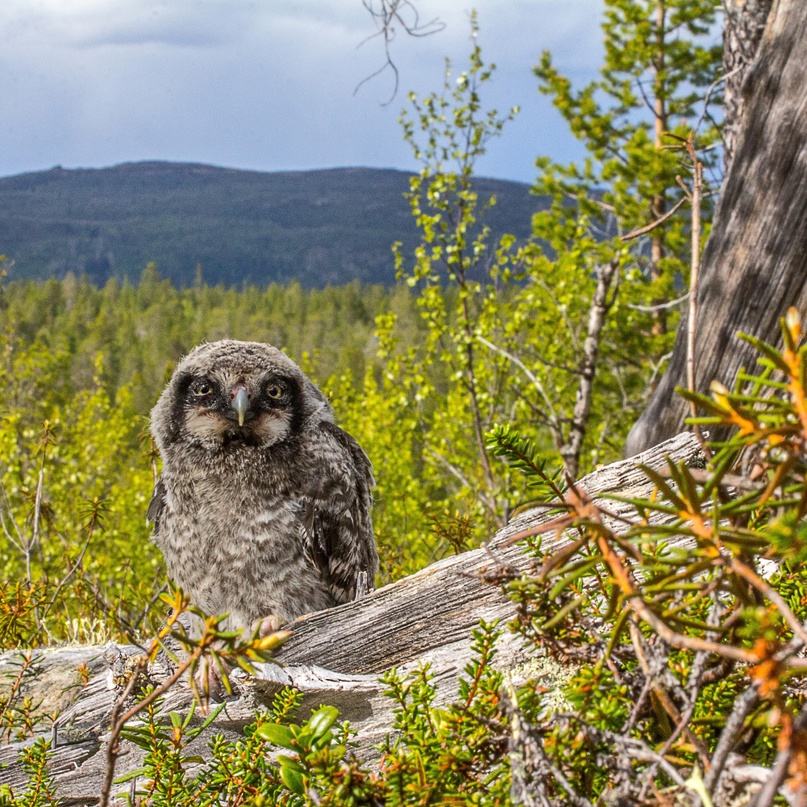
xmin=231 ymin=387 xmax=249 ymax=426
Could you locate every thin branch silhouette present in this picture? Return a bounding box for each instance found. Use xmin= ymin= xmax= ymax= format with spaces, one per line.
xmin=356 ymin=0 xmax=445 ymax=104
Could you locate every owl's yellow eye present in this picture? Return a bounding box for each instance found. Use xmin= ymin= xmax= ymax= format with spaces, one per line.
xmin=266 ymin=385 xmax=283 ymax=399
xmin=192 ymin=379 xmax=214 ymax=396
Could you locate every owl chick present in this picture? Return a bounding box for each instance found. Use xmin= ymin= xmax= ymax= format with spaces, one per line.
xmin=148 ymin=340 xmax=377 ymax=637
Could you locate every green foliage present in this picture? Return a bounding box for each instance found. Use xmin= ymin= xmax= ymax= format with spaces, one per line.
xmin=2 ymin=624 xmax=509 ymax=806
xmin=0 ymin=739 xmax=59 ymax=807
xmin=379 ymin=2 xmax=725 ymax=546
xmin=6 ymin=3 xmax=789 ymax=806
xmin=0 ymin=653 xmax=51 ymax=744
xmin=0 ymin=273 xmax=441 ymax=635
xmin=374 ymin=622 xmax=510 ymax=805
xmin=109 ymin=688 xmax=303 ymax=806
xmin=391 ymin=18 xmax=526 ymax=536
xmin=104 ymin=622 xmax=510 ymax=807
xmin=487 ymin=424 xmax=566 ymax=505
xmin=525 ymin=0 xmax=724 ymax=467
xmin=0 ymin=2 xmax=728 ymax=631
xmin=535 ymin=0 xmax=722 ymax=294
xmin=498 ymin=310 xmax=807 ymax=801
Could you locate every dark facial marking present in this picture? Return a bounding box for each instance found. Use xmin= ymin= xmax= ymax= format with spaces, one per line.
xmin=164 ymin=371 xmax=197 ymax=443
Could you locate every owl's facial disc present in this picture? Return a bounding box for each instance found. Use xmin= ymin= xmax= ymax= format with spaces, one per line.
xmin=181 ymin=372 xmax=295 ymax=448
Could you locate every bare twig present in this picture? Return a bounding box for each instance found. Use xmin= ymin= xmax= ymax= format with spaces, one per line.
xmin=40 ymin=498 xmax=103 ymax=624
xmin=423 ymin=444 xmax=498 ymax=518
xmin=0 ymin=653 xmax=38 ymax=742
xmin=656 ymin=465 xmax=762 ymax=490
xmin=629 ymin=621 xmax=710 ymax=771
xmin=131 ymin=581 xmax=170 ymax=634
xmin=476 ymin=336 xmax=562 ymax=438
xmin=730 ymin=557 xmax=807 ymax=646
xmin=695 ymin=65 xmax=743 ymax=135
xmin=99 ymin=649 xmax=200 ymax=807
xmin=679 ymin=138 xmax=712 ymax=459
xmin=627 ymin=293 xmax=689 ymax=312
xmin=704 ymin=683 xmax=759 ymax=793
xmin=620 ymin=195 xmax=687 ymax=241
xmin=505 ymin=694 xmax=596 ymax=807
xmin=99 ymin=596 xmax=285 ymax=807
xmin=645 ymin=350 xmax=674 ymax=392
xmin=356 ymin=0 xmax=445 ymax=104
xmin=560 ymin=259 xmax=620 ymax=479
xmin=748 ymin=699 xmax=807 ymax=807
xmin=26 ymin=421 xmax=55 ymax=632
xmin=684 ymin=153 xmax=701 ymax=413
xmin=503 ymin=686 xmax=553 ymax=807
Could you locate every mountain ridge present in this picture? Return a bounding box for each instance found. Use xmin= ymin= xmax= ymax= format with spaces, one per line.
xmin=0 ymin=161 xmax=546 ymax=287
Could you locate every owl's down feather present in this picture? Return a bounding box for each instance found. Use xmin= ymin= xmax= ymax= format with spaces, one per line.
xmin=148 ymin=340 xmax=378 ymax=635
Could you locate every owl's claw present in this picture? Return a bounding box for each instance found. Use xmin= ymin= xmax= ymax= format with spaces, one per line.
xmin=254 ymin=614 xmax=285 ymax=638
xmin=193 ymin=656 xmax=233 ymax=709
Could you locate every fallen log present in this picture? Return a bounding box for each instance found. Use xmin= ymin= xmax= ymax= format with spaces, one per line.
xmin=0 ymin=432 xmax=702 ymax=804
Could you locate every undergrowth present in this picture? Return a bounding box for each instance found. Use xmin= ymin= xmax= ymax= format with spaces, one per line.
xmin=4 ymin=311 xmax=807 ymax=805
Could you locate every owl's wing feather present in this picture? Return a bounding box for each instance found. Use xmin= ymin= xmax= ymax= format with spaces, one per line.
xmin=147 ymin=477 xmax=166 ymax=530
xmin=301 ymin=421 xmax=377 ymax=604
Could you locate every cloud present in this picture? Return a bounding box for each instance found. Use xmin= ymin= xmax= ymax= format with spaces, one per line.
xmin=1 ymin=0 xmax=255 ymax=49
xmin=0 ymin=1 xmax=606 ymax=182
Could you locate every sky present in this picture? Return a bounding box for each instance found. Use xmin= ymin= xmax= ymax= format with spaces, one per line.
xmin=0 ymin=1 xmax=605 ymax=184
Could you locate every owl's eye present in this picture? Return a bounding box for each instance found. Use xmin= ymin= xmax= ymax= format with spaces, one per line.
xmin=266 ymin=384 xmax=284 ymax=399
xmin=191 ymin=379 xmax=214 ymax=397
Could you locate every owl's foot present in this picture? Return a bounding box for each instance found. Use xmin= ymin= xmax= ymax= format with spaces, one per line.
xmin=253 ymin=614 xmax=285 ymax=638
xmin=193 ymin=655 xmax=233 ymax=708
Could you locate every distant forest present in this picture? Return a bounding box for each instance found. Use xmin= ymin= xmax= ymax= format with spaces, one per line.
xmin=0 ymin=269 xmax=405 ymax=414
xmin=0 ymin=162 xmax=545 ymax=287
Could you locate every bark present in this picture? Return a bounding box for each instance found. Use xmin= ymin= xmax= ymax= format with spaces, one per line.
xmin=625 ymin=0 xmax=807 ymax=457
xmin=722 ymin=0 xmax=775 ymax=171
xmin=650 ymin=0 xmax=668 ymax=337
xmin=0 ymin=433 xmax=703 ymax=804
xmin=560 ymin=259 xmax=619 ymax=479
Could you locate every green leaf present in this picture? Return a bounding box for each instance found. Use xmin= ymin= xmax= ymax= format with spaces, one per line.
xmin=277 ymin=754 xmax=305 ymax=772
xmin=114 ymin=766 xmax=148 ymax=783
xmin=256 ymin=722 xmax=296 ymax=749
xmin=279 ymin=763 xmax=306 ymax=795
xmin=738 ymin=333 xmax=791 ymax=373
xmin=307 ymin=705 xmax=339 ymax=739
xmin=639 ymin=464 xmax=687 ymax=511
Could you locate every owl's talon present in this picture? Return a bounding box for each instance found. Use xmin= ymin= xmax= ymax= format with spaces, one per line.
xmin=254 ymin=614 xmax=285 ymax=638
xmin=193 ymin=656 xmax=233 ymax=708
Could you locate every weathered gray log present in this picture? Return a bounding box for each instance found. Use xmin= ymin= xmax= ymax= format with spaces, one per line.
xmin=0 ymin=433 xmax=701 ymax=804
xmin=626 ymin=0 xmax=807 ymax=456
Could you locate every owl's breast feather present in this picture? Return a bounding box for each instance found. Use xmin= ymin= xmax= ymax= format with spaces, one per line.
xmin=154 ymin=462 xmax=331 ymax=627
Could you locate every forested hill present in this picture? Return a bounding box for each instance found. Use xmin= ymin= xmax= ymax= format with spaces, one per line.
xmin=0 ymin=162 xmax=545 ymax=287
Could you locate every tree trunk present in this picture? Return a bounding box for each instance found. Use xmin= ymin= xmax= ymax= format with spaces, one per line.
xmin=722 ymin=0 xmax=774 ymax=171
xmin=625 ymin=0 xmax=807 ymax=457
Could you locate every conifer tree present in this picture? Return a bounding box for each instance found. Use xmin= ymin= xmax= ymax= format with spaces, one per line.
xmin=535 ymin=0 xmax=722 ymax=337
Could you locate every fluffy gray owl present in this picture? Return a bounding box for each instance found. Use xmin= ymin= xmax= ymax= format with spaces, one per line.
xmin=148 ymin=340 xmax=377 ymax=636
